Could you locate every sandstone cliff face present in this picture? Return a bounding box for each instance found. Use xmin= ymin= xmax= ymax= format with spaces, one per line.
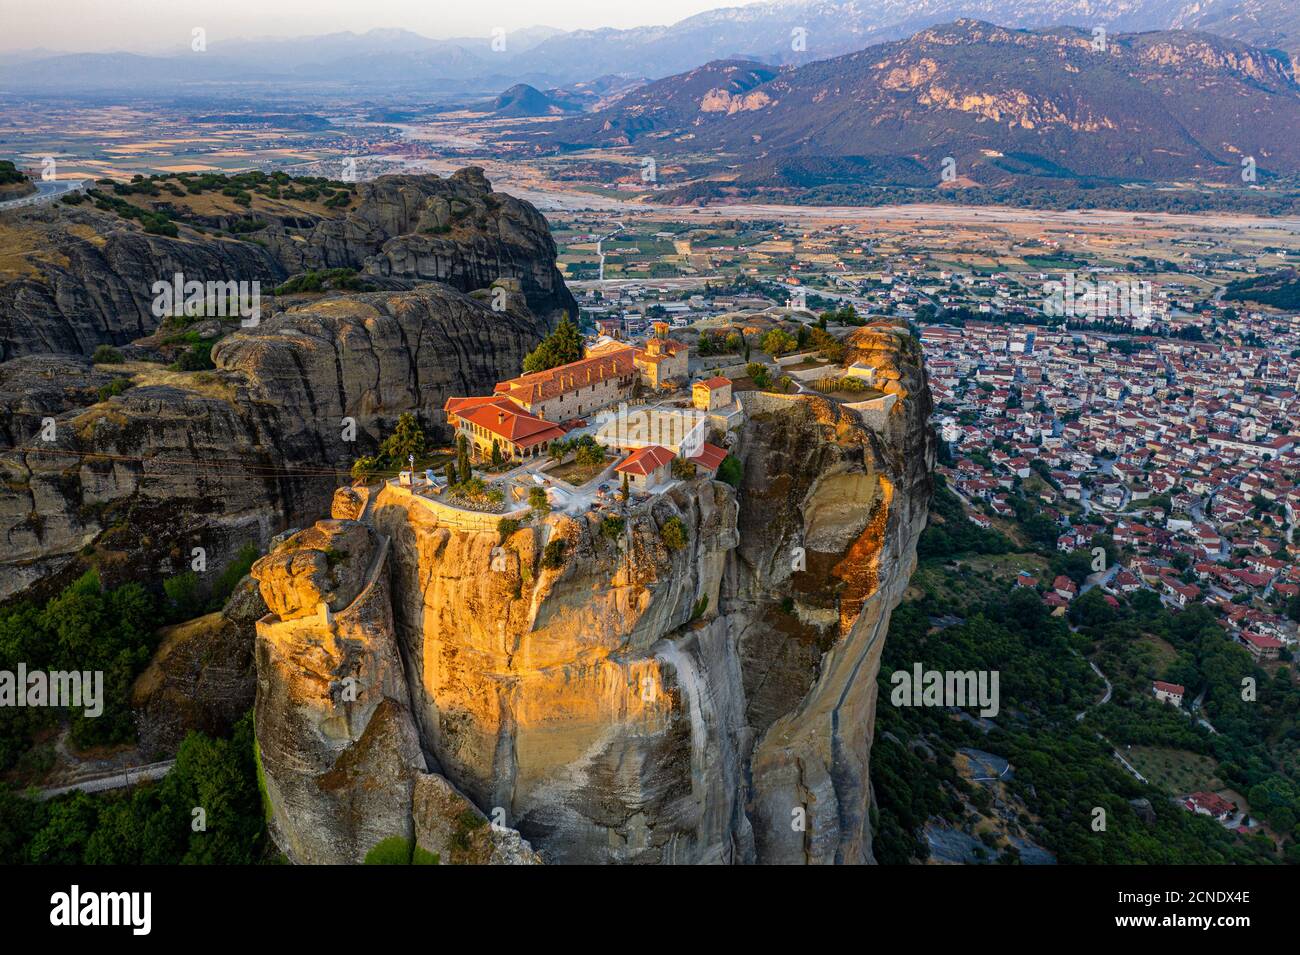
xmin=0 ymin=284 xmax=547 ymax=602
xmin=252 ymin=498 xmax=541 ymax=864
xmin=252 ymin=520 xmax=425 ymax=864
xmin=0 ymin=168 xmax=575 ymax=360
xmin=254 ymin=321 xmax=934 ymax=864
xmin=371 ymin=479 xmax=750 ymax=863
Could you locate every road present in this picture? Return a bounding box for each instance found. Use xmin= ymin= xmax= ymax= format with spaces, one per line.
xmin=1108 ymin=742 xmax=1149 ymax=784
xmin=1080 ymin=562 xmax=1119 ymax=595
xmin=34 ymin=759 xmax=176 ymax=801
xmin=595 ymin=221 xmax=625 ymax=281
xmin=1074 ymin=656 xmax=1114 ymax=721
xmin=0 ymin=178 xmax=86 ymax=211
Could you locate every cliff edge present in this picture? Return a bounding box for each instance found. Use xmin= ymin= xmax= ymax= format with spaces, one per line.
xmin=253 ymin=320 xmax=934 ymax=863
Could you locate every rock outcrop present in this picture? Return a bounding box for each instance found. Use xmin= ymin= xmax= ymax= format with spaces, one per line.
xmin=265 ymin=169 xmax=577 ymax=324
xmin=0 ymin=282 xmax=548 ymax=602
xmin=253 ymin=320 xmax=934 ymax=864
xmin=0 ymin=168 xmax=575 ymax=360
xmin=131 ymin=574 xmax=265 ymax=759
xmin=411 ymin=773 xmax=542 ymax=865
xmin=251 ymin=491 xmax=541 ymax=864
xmin=252 ymin=520 xmax=425 ymax=864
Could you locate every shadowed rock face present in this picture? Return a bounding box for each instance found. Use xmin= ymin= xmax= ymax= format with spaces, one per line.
xmin=0 ymin=283 xmax=548 ymax=602
xmin=412 ymin=773 xmax=542 ymax=865
xmin=0 ymin=167 xmax=575 ymax=360
xmin=254 ymin=321 xmax=934 ymax=865
xmin=131 ymin=574 xmax=266 ymax=760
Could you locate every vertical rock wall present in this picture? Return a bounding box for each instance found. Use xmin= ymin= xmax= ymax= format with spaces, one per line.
xmin=253 ymin=322 xmax=934 ymax=864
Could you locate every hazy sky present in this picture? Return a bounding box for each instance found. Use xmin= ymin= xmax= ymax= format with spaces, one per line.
xmin=4 ymin=0 xmax=766 ymax=52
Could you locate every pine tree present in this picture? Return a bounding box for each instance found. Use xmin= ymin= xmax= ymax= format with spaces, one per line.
xmin=522 ymin=313 xmax=584 ymax=373
xmin=457 ymin=433 xmax=471 ymax=482
xmin=380 ymin=412 xmax=425 ymax=466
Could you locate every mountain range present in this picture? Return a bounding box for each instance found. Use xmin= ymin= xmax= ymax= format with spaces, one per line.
xmin=525 ymin=20 xmax=1300 ymax=191
xmin=0 ymin=0 xmax=1294 ymax=94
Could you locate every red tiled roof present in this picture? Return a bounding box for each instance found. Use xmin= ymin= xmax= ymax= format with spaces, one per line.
xmin=494 ymin=349 xmax=635 ymax=405
xmin=696 ymin=376 xmax=732 ymax=390
xmin=1187 ymin=791 xmax=1234 ymax=816
xmin=445 ymin=395 xmax=505 ymax=418
xmin=615 ymin=445 xmax=676 ymax=477
xmin=455 ymin=396 xmax=566 ymax=449
xmin=1153 ymin=681 xmax=1185 ymax=696
xmin=1242 ymin=632 xmax=1282 ymax=649
xmin=688 ymin=442 xmax=727 ymax=472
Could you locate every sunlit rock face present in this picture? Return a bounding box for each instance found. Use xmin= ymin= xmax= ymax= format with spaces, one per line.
xmin=372 ymin=479 xmax=750 ymax=863
xmin=254 ymin=321 xmax=933 ymax=864
xmin=252 ymin=520 xmax=424 ymax=864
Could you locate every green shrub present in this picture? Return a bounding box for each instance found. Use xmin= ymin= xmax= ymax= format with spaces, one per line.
xmin=717 ymin=455 xmax=742 ymax=488
xmin=497 ymin=517 xmax=521 ymax=544
xmin=96 ymin=378 xmax=132 ymax=401
xmin=175 ymin=342 xmax=214 ymax=371
xmin=212 ymin=543 xmax=260 ymax=607
xmin=412 ymin=846 xmax=440 ymax=865
xmin=92 ymin=345 xmax=124 ymax=364
xmin=660 ymin=516 xmax=687 ymax=551
xmin=163 ymin=571 xmax=202 ymax=621
xmin=351 ymin=455 xmax=381 ymax=482
xmin=273 ymin=268 xmax=372 ymax=296
xmin=541 ymin=538 xmax=567 ymax=570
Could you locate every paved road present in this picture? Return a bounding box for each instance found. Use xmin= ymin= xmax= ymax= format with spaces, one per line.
xmin=0 ymin=178 xmax=86 ymax=211
xmin=595 ymin=221 xmax=625 ymax=281
xmin=35 ymin=759 xmax=176 ymax=801
xmin=1080 ymin=562 xmax=1119 ymax=595
xmin=1108 ymin=742 xmax=1148 ymax=784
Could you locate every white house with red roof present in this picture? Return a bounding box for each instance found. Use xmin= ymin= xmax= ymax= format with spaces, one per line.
xmin=615 ymin=445 xmax=676 ymax=491
xmin=1152 ymin=681 xmax=1184 ymax=707
xmin=1240 ymin=631 xmax=1282 ymax=660
xmin=1184 ymin=791 xmax=1234 ymax=821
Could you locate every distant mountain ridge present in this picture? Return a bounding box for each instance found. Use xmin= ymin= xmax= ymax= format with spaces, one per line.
xmin=1 ymin=0 xmax=1294 ymax=93
xmin=529 ymin=21 xmax=1300 ymax=188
